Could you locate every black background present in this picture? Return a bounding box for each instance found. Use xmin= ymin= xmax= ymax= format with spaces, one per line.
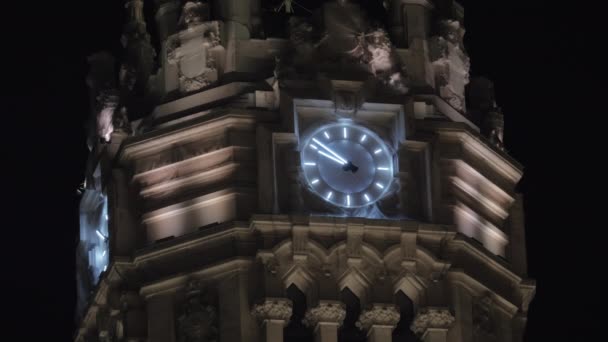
xmin=2 ymin=0 xmax=603 ymax=340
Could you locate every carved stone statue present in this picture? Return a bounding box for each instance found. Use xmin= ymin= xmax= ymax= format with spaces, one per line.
xmin=430 ymin=20 xmax=470 ymax=112
xmin=176 ymin=281 xmax=218 ymax=342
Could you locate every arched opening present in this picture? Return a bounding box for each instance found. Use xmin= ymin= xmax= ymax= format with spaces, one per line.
xmin=284 ymin=284 xmax=313 ymax=342
xmin=392 ymin=290 xmax=419 ymax=341
xmin=339 ymin=288 xmax=366 ymax=342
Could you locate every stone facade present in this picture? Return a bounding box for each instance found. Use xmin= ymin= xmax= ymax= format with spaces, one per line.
xmin=76 ymin=1 xmax=535 ymax=342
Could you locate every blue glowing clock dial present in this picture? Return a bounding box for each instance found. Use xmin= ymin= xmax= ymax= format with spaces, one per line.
xmin=301 ymin=123 xmax=394 ymax=208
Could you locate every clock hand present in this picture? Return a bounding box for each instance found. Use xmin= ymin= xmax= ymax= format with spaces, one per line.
xmin=318 ymin=150 xmax=346 ymax=165
xmin=312 ymin=138 xmax=348 ymax=164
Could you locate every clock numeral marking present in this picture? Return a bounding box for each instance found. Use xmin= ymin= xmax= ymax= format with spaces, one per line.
xmin=102 ymin=250 xmax=106 ymax=257
xmin=312 ymin=179 xmax=320 ymax=184
xmin=364 ymin=194 xmax=370 ymax=202
xmin=324 ymin=131 xmax=330 ymax=139
xmin=375 ymin=182 xmax=385 ymax=189
xmin=311 ymin=144 xmax=318 ymax=150
xmin=304 ymin=162 xmax=316 ymax=166
xmin=326 ymin=191 xmax=333 ymax=200
xmin=346 ymin=195 xmax=351 ymax=206
xmin=360 ymin=134 xmax=367 ymax=143
xmin=343 ymin=127 xmax=348 ymax=139
xmin=96 ymin=230 xmax=106 ymax=240
xmin=374 ymin=148 xmax=382 ymax=154
xmin=377 ymin=167 xmax=389 ymax=171
xmin=103 ymin=265 xmax=107 ymax=272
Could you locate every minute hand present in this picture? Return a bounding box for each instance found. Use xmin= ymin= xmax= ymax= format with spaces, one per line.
xmin=312 ymin=138 xmax=348 ymax=164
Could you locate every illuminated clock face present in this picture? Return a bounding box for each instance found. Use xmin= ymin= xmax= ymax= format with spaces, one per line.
xmin=300 ymin=123 xmax=394 ymax=208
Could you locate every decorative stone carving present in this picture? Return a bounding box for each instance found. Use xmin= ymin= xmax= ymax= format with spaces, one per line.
xmin=96 ymin=91 xmax=120 ymax=143
xmin=251 ymin=298 xmax=293 ymax=324
xmin=472 ymin=292 xmax=495 ymax=336
xmin=178 ymin=1 xmax=210 ymax=29
xmin=303 ymin=301 xmax=347 ymax=328
xmin=410 ymin=308 xmax=455 ymax=336
xmin=167 ymin=15 xmax=221 ymax=93
xmin=430 ymin=20 xmax=470 ymax=112
xmin=281 ymin=6 xmax=408 ymax=94
xmin=96 ymin=307 xmax=124 ymax=342
xmin=346 ymin=28 xmax=409 ymax=93
xmin=263 ymin=256 xmax=279 ymax=275
xmin=356 ymin=304 xmax=400 ymax=331
xmin=484 ymin=108 xmax=505 ymax=151
xmin=467 ymin=77 xmax=505 ymax=150
xmin=176 ymin=280 xmax=218 ymax=342
xmin=121 ymin=0 xmax=156 ymax=93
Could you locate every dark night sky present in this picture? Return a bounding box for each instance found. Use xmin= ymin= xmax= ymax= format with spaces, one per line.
xmin=2 ymin=0 xmax=603 ymax=340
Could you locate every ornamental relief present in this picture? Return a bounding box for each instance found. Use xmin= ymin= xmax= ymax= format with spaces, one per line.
xmin=176 ymin=280 xmax=218 ymax=342
xmin=167 ymin=1 xmax=222 ymax=94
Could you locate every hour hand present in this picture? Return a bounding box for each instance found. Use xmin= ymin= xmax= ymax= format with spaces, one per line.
xmin=312 ymin=138 xmax=347 ymax=164
xmin=318 ymin=150 xmax=346 ymax=165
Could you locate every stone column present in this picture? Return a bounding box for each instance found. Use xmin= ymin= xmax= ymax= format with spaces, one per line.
xmin=251 ymin=298 xmax=293 ymax=342
xmin=356 ymin=304 xmax=401 ymax=342
xmin=411 ymin=308 xmax=455 ymax=342
xmin=303 ymin=301 xmax=346 ymax=342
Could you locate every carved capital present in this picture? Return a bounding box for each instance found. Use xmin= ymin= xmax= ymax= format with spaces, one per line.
xmin=251 ymin=298 xmax=293 ymax=325
xmin=410 ymin=307 xmax=455 ymax=335
xmin=356 ymin=304 xmax=400 ymax=331
xmin=303 ymin=301 xmax=346 ymax=328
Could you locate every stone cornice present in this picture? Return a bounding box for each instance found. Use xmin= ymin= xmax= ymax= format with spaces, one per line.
xmin=429 ymin=123 xmax=523 ymax=182
xmin=141 ymin=187 xmax=256 ymax=226
xmin=151 ymin=82 xmax=262 ymax=120
xmin=447 ymin=270 xmax=520 ymax=317
xmin=139 ymin=258 xmax=253 ymax=298
xmin=133 ymin=223 xmax=250 ymax=263
xmin=120 ymin=114 xmax=259 ymax=161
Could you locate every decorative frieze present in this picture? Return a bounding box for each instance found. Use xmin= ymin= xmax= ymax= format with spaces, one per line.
xmin=410 ymin=307 xmax=455 ymax=335
xmin=356 ymin=304 xmax=401 ymax=331
xmin=302 ymin=301 xmax=347 ymax=328
xmin=176 ymin=280 xmax=218 ymax=342
xmin=251 ymin=298 xmax=293 ymax=324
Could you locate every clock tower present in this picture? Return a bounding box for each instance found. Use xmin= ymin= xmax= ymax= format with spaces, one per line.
xmin=76 ymin=1 xmax=535 ymax=342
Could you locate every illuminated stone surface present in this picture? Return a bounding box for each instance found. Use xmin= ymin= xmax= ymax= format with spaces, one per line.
xmin=75 ymin=1 xmax=535 ymax=341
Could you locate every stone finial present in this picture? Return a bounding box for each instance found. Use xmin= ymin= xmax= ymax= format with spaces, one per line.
xmin=303 ymin=301 xmax=347 ymax=328
xmin=251 ymin=298 xmax=293 ymax=324
xmin=410 ymin=308 xmax=455 ymax=335
xmin=356 ymin=304 xmax=400 ymax=331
